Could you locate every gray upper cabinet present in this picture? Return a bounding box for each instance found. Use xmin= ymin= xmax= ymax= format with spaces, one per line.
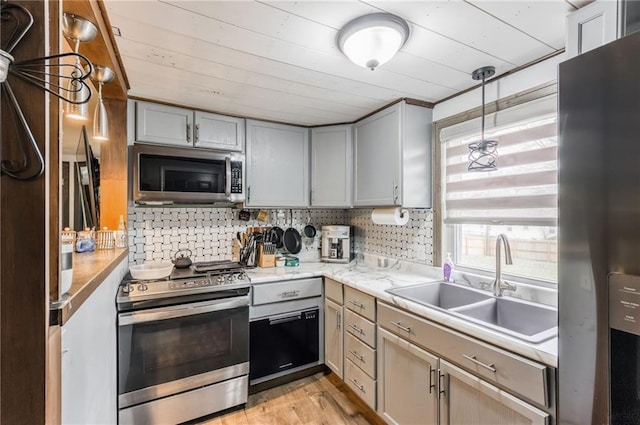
xmin=311 ymin=125 xmax=352 ymax=208
xmin=194 ymin=111 xmax=245 ymax=152
xmin=354 ymin=101 xmax=432 ymax=208
xmin=245 ymin=120 xmax=309 ymax=208
xmin=135 ymin=101 xmax=193 ymax=147
xmin=134 ymin=101 xmax=245 ymax=151
xmin=566 ymin=0 xmax=618 ymax=59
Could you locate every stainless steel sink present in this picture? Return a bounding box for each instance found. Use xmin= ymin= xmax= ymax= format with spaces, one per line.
xmin=386 ymin=281 xmax=491 ymax=310
xmin=386 ymin=281 xmax=557 ymax=344
xmin=454 ymin=297 xmax=557 ymax=343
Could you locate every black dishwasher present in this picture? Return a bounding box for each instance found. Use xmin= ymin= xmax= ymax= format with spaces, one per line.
xmin=249 ymin=308 xmax=320 ymax=381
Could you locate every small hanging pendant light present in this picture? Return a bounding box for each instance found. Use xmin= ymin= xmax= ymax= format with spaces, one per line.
xmin=468 ymin=66 xmax=498 ymax=172
xmin=89 ymin=65 xmax=115 ymax=141
xmin=62 ymin=13 xmax=97 ymax=120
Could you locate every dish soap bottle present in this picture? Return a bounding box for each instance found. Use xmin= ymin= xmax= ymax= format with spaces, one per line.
xmin=115 ymin=215 xmax=127 ymax=248
xmin=443 ymin=253 xmax=455 ymax=283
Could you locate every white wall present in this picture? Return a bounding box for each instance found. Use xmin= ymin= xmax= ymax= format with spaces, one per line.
xmin=433 ymin=54 xmax=564 ymax=122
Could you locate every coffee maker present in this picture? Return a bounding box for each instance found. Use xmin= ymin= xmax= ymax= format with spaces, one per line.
xmin=321 ymin=225 xmax=353 ymax=263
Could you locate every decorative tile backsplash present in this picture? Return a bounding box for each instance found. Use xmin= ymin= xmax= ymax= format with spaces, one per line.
xmin=127 ymin=207 xmax=434 ymax=266
xmin=347 ymin=209 xmax=434 ymax=265
xmin=127 ymin=208 xmax=346 ymax=264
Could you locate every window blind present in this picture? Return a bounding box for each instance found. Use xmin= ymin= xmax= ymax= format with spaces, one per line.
xmin=442 ymin=94 xmax=557 ymax=226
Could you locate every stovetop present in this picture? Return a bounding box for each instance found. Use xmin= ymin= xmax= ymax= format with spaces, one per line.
xmin=117 ymin=260 xmax=251 ymax=309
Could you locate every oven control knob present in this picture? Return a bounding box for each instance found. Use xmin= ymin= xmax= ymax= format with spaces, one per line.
xmin=137 ymin=283 xmax=148 ymax=291
xmin=216 ymin=276 xmax=224 ymax=284
xmin=237 ymin=272 xmax=246 ymax=280
xmin=227 ymin=274 xmax=235 ymax=282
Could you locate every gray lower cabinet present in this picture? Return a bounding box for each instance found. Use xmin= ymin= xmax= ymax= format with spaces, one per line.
xmin=324 ymin=298 xmax=344 ymax=378
xmin=440 ymin=359 xmax=549 ymax=425
xmin=310 ymin=125 xmax=352 ymax=207
xmin=377 ymin=301 xmax=554 ymax=425
xmin=377 ymin=327 xmax=438 ymax=425
xmin=245 ymin=120 xmax=310 ymax=207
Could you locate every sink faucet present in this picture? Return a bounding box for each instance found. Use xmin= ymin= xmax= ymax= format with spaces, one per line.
xmin=493 ymin=234 xmax=516 ymax=297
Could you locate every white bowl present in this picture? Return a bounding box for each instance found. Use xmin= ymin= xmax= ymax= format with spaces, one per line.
xmin=129 ymin=262 xmax=174 ymax=280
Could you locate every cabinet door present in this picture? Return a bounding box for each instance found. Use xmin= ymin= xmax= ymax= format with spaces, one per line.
xmin=354 ymin=103 xmax=401 ymax=207
xmin=311 ymin=125 xmax=352 ymax=207
xmin=377 ymin=327 xmax=438 ymax=425
xmin=194 ymin=111 xmax=245 ymax=152
xmin=566 ymin=0 xmax=618 ymax=59
xmin=135 ymin=101 xmax=193 ymax=147
xmin=245 ymin=120 xmax=309 ymax=207
xmin=324 ymin=299 xmax=344 ymax=379
xmin=61 ymin=260 xmax=125 ymax=425
xmin=439 ymin=360 xmax=549 ymax=425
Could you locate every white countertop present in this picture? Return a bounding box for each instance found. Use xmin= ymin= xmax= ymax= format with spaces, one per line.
xmin=247 ymin=258 xmax=558 ymax=368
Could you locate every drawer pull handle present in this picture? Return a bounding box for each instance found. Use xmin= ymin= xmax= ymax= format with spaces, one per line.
xmin=336 ymin=311 xmax=341 ymax=329
xmin=463 ymin=354 xmax=497 ymax=373
xmin=391 ymin=321 xmax=411 ymax=333
xmin=428 ymin=365 xmax=435 ymax=394
xmin=349 ymin=300 xmax=365 ymax=309
xmin=438 ymin=372 xmax=446 ymax=399
xmin=349 ymin=350 xmax=364 ymax=362
xmin=348 ymin=324 xmax=364 ymax=334
xmin=280 ymin=290 xmax=300 ymax=298
xmin=349 ymin=378 xmax=365 ymax=393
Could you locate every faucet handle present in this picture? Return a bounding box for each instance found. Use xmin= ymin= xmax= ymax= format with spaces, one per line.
xmin=500 ymin=280 xmax=517 ymax=293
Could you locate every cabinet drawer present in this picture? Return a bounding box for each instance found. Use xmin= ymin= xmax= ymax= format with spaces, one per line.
xmin=252 ymin=278 xmax=322 ymax=306
xmin=344 ymin=287 xmax=376 ymax=321
xmin=325 ymin=278 xmax=343 ymax=305
xmin=345 ymin=333 xmax=376 ymax=379
xmin=345 ymin=359 xmax=376 ymax=410
xmin=378 ymin=302 xmax=550 ymax=407
xmin=345 ymin=309 xmax=376 ymax=348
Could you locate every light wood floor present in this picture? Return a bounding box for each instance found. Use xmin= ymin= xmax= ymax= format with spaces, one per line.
xmin=194 ymin=372 xmax=384 ymax=425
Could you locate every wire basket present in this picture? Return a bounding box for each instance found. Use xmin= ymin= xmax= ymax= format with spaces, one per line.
xmin=96 ymin=228 xmax=115 ymax=250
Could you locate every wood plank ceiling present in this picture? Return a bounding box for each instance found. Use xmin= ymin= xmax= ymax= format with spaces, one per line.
xmin=103 ymin=0 xmax=592 ymax=126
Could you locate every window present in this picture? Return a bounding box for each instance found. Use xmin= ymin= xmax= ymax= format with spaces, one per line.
xmin=441 ymin=94 xmax=558 ymax=285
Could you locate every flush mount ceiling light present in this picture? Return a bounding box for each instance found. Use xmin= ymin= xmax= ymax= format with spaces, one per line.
xmin=90 ymin=65 xmax=115 ymax=141
xmin=62 ymin=12 xmax=97 ymax=121
xmin=337 ymin=13 xmax=409 ymax=71
xmin=468 ymin=66 xmax=498 ymax=172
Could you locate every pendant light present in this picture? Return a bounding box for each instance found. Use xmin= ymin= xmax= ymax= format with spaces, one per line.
xmin=468 ymin=66 xmax=498 ymax=172
xmin=90 ymin=65 xmax=114 ymax=141
xmin=337 ymin=13 xmax=409 ymax=71
xmin=62 ymin=13 xmax=97 ymax=120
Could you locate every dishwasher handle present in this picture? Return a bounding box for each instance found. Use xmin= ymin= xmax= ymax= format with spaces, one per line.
xmin=269 ymin=313 xmax=302 ymax=325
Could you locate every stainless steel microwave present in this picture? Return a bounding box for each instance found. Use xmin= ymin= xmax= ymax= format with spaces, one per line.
xmin=131 ymin=143 xmax=245 ymax=205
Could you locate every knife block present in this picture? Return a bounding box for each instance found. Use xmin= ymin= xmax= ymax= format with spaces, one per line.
xmin=257 ymin=244 xmax=276 ymax=268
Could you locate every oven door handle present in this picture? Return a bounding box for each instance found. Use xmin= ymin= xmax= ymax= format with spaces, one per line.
xmin=118 ymin=295 xmax=249 ymax=326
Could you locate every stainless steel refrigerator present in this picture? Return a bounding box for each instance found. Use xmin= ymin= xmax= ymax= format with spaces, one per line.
xmin=559 ymin=31 xmax=640 ymax=424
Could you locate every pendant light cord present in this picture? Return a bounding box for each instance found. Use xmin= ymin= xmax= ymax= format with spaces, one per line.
xmin=481 ymin=74 xmax=486 ymax=144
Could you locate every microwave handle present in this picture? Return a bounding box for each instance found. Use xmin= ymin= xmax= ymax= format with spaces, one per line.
xmin=225 ymin=157 xmax=232 ymax=197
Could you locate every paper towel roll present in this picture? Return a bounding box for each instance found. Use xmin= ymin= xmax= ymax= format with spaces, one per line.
xmin=371 ymin=208 xmax=409 ymax=226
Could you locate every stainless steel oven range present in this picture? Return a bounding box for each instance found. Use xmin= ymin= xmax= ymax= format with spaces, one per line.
xmin=116 ymin=261 xmax=250 ymax=425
